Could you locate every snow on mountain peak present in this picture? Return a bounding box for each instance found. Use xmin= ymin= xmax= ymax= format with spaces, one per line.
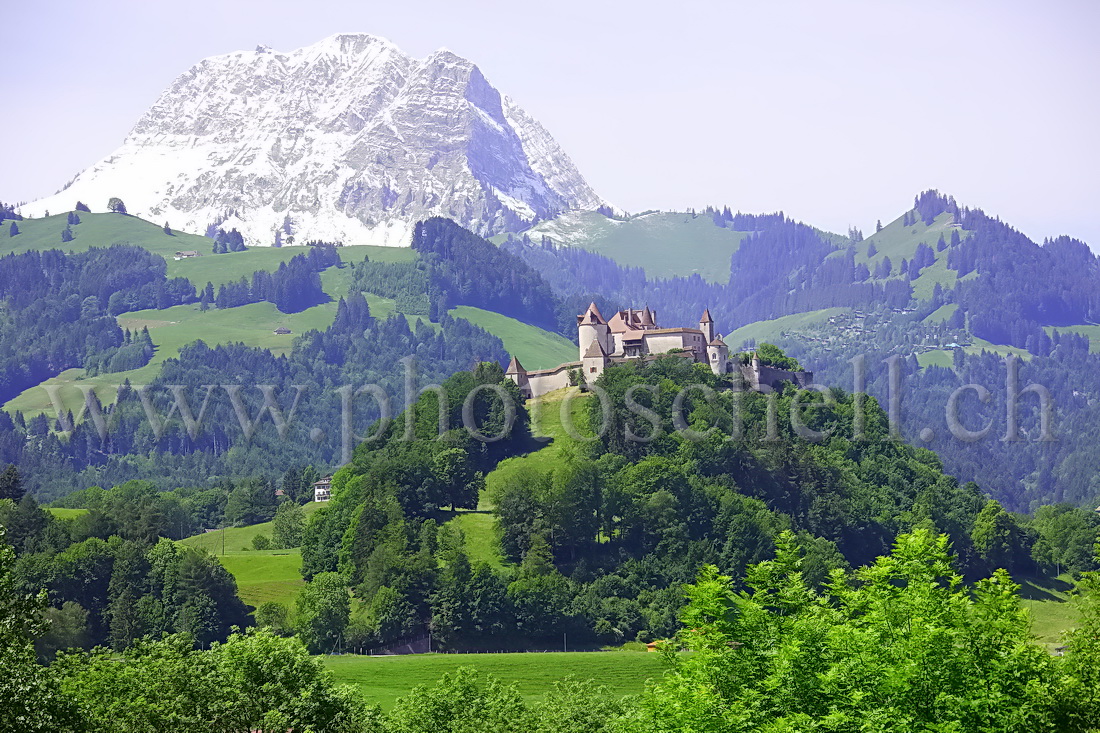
xmin=23 ymin=34 xmax=604 ymax=246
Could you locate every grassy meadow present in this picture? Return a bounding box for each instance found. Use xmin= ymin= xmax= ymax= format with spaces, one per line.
xmin=448 ymin=306 xmax=576 ymax=370
xmin=323 ymin=651 xmax=664 ymax=711
xmin=177 ymin=502 xmax=325 ymax=610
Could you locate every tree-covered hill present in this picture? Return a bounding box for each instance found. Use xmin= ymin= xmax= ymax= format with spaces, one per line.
xmin=302 ymin=354 xmax=1099 ymax=656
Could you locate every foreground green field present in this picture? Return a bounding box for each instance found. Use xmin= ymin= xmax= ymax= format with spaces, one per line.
xmin=324 ymin=651 xmax=664 ymax=711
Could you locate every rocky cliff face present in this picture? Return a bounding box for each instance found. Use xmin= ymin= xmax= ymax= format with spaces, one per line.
xmin=25 ymin=34 xmax=604 ymax=246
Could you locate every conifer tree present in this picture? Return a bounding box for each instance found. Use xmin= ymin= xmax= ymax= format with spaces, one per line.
xmin=0 ymin=463 xmax=24 ymax=501
xmin=74 ymin=201 xmax=90 ymax=212
xmin=8 ymin=222 xmax=18 ymax=237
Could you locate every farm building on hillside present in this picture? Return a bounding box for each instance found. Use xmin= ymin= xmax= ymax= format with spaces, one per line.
xmin=313 ymin=476 xmax=333 ymax=502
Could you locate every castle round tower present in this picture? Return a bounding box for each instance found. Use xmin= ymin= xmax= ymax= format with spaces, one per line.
xmin=577 ymin=302 xmax=610 ymax=361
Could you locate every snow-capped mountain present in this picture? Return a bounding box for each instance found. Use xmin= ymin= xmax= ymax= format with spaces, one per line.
xmin=23 ymin=34 xmax=604 ymax=246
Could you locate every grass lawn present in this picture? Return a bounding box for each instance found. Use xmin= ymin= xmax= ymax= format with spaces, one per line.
xmin=923 ymin=303 xmax=958 ymax=324
xmin=4 ymin=300 xmax=339 ymax=419
xmin=1 ymin=211 xmax=418 ymax=288
xmin=168 ymin=243 xmax=414 ymax=288
xmin=323 ymin=651 xmax=664 ymax=711
xmin=512 ymin=210 xmax=745 ymax=283
xmin=486 ymin=388 xmax=591 ymax=500
xmin=178 ymin=501 xmax=324 ymax=554
xmin=1017 ymin=574 xmax=1080 ymax=653
xmin=177 ymin=503 xmax=324 ymax=610
xmin=916 ymin=349 xmax=954 ymax=369
xmin=448 ymin=306 xmax=576 ymax=371
xmin=217 ymin=550 xmax=306 ymax=609
xmin=965 ymin=336 xmax=1030 ymax=360
xmin=437 ymin=510 xmax=502 ymax=568
xmin=47 ymin=507 xmax=89 ymax=519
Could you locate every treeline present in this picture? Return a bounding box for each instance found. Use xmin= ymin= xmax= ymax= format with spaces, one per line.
xmin=350 ymin=257 xmax=432 ymax=315
xmin=1 ymin=296 xmax=509 ymax=500
xmin=0 ymin=246 xmax=193 ymax=404
xmin=5 ymin=525 xmax=1100 ymax=732
xmin=412 ymin=217 xmax=560 ymax=330
xmin=0 ymin=493 xmax=250 ymax=653
xmin=200 ymin=245 xmax=339 ymax=313
xmin=82 ymin=327 xmax=154 ymax=376
xmin=289 ymin=353 xmax=1097 ymax=656
xmin=208 ymin=227 xmax=247 ymax=253
xmin=953 ymin=210 xmax=1100 ymax=351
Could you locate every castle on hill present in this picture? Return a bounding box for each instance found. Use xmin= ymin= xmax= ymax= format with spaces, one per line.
xmin=506 ymin=303 xmax=813 ymax=399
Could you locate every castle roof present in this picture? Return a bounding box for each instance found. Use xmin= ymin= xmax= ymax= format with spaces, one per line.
xmin=582 ymin=339 xmax=608 ymax=359
xmin=645 ymin=327 xmax=704 ymax=335
xmin=700 ymin=308 xmax=713 ymax=323
xmin=708 ymin=336 xmax=727 ymax=347
xmin=609 ymin=308 xmax=658 ymax=333
xmin=505 ymin=356 xmax=526 ymax=374
xmin=577 ymin=302 xmax=606 ymax=325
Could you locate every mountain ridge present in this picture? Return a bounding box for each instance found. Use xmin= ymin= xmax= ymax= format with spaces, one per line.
xmin=21 ymin=33 xmax=604 ymax=246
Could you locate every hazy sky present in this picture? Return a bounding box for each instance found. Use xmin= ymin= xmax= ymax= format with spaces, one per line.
xmin=3 ymin=0 xmax=1098 ymax=245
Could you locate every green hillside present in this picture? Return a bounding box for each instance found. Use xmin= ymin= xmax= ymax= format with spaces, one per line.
xmin=448 ymin=306 xmax=576 ymax=370
xmin=510 ymin=210 xmax=744 ymax=283
xmin=324 ymin=651 xmax=663 ymax=711
xmin=2 ymin=211 xmax=418 ymax=288
xmin=834 ymin=211 xmax=966 ymax=301
xmin=1 ymin=211 xmax=210 ymax=262
xmin=218 ymin=550 xmax=306 ymax=609
xmin=4 ymin=299 xmax=340 ymax=418
xmin=723 ymin=308 xmax=849 ymax=351
xmin=1045 ymin=324 xmax=1100 ymax=354
xmin=177 ymin=502 xmax=326 ymax=610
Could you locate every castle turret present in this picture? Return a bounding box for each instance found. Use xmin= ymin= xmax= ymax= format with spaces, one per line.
xmin=581 ymin=338 xmax=609 ymax=384
xmin=706 ymin=335 xmax=729 ymax=375
xmin=699 ymin=308 xmax=714 ymax=343
xmin=577 ymin=302 xmax=610 ymax=361
xmin=505 ymin=356 xmax=530 ymax=397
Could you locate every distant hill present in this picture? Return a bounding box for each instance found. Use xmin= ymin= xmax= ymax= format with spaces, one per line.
xmin=503 ymin=210 xmax=746 ymax=283
xmin=0 ymin=213 xmax=581 ymax=420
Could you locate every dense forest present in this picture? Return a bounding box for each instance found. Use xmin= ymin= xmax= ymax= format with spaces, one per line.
xmin=295 ymin=356 xmax=1098 ymax=655
xmin=499 ymin=194 xmax=1100 ymax=511
xmin=0 ymin=246 xmax=192 ymax=404
xmin=4 ymin=352 xmax=1100 ymax=728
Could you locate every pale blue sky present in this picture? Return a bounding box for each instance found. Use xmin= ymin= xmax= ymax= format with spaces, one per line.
xmin=3 ymin=0 xmax=1098 ymax=245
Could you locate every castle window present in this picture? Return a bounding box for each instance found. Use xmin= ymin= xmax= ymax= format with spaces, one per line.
xmin=590 ymin=367 xmax=596 ymax=373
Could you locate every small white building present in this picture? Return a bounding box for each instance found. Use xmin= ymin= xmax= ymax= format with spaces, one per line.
xmin=313 ymin=476 xmax=332 ymax=502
